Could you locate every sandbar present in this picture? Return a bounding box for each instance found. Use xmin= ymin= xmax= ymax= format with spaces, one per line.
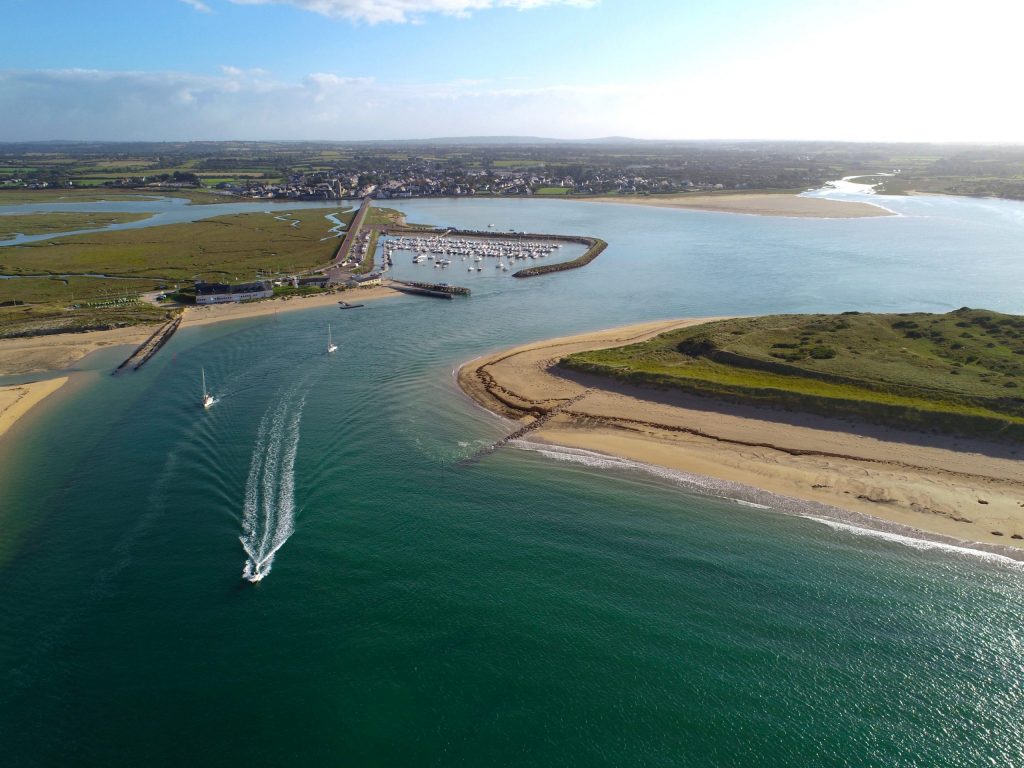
xmin=458 ymin=320 xmax=1024 ymax=553
xmin=583 ymin=193 xmax=892 ymax=218
xmin=0 ymin=377 xmax=69 ymax=442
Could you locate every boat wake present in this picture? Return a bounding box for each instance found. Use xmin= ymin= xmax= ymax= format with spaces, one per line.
xmin=240 ymin=391 xmax=307 ymax=583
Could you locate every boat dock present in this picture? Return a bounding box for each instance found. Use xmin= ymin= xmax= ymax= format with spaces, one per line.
xmin=390 ymin=280 xmax=470 ymax=299
xmin=112 ymin=315 xmax=182 ymax=375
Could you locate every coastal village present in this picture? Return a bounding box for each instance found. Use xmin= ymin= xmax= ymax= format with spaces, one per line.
xmin=5 ymin=142 xmax=848 ymax=200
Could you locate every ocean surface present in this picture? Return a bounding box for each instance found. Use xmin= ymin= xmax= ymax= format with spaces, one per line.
xmin=1 ymin=190 xmax=1023 ymax=766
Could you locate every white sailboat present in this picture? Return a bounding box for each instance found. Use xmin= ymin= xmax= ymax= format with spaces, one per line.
xmin=201 ymin=368 xmax=216 ymax=409
xmin=327 ymin=323 xmax=338 ymax=354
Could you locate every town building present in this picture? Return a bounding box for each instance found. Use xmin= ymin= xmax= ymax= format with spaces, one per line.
xmin=195 ymin=280 xmax=274 ymax=305
xmin=345 ymin=272 xmax=383 ymax=288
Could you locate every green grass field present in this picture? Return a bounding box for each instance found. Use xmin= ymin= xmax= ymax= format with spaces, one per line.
xmin=0 ymin=299 xmax=172 ymax=339
xmin=0 ymin=207 xmax=353 ymax=337
xmin=2 ymin=207 xmax=351 ymax=282
xmin=364 ymin=206 xmax=407 ymax=227
xmin=0 ymin=212 xmax=152 ymax=240
xmin=0 ymin=187 xmax=230 ymax=205
xmin=562 ymin=310 xmax=1024 ymax=439
xmin=533 ymin=187 xmax=571 ymax=196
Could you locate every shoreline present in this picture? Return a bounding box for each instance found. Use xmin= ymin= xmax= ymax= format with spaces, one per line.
xmin=180 ymin=285 xmax=399 ymax=328
xmin=457 ymin=319 xmax=1024 ymax=558
xmin=0 ymin=377 xmax=69 ymax=444
xmin=0 ymin=325 xmax=159 ymax=377
xmin=580 ymin=192 xmax=894 ymax=218
xmin=0 ymin=286 xmax=401 ymax=376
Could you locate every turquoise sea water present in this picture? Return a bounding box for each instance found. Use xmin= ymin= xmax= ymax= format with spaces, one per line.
xmin=1 ymin=193 xmax=1023 ymax=766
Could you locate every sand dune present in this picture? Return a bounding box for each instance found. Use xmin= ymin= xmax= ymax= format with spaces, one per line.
xmin=458 ymin=320 xmax=1024 ymax=553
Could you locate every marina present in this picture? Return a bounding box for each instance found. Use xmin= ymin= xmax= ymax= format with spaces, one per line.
xmin=380 ymin=232 xmax=568 ymax=275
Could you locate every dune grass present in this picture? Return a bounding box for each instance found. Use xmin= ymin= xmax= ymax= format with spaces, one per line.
xmin=562 ymin=310 xmax=1024 ymax=439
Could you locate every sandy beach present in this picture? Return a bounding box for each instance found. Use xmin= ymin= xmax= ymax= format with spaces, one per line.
xmin=0 ymin=286 xmax=401 ymax=377
xmin=0 ymin=325 xmax=159 ymax=377
xmin=0 ymin=377 xmax=68 ymax=442
xmin=584 ymin=192 xmax=893 ymax=218
xmin=181 ymin=284 xmax=399 ymax=328
xmin=458 ymin=320 xmax=1024 ymax=552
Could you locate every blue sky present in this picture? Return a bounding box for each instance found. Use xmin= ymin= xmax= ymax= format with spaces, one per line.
xmin=1 ymin=0 xmax=1020 ymax=142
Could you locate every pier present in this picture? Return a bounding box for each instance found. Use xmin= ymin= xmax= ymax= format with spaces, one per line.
xmin=389 ymin=282 xmax=453 ymax=299
xmin=112 ymin=315 xmax=182 ymax=375
xmin=390 ymin=279 xmax=470 ymax=298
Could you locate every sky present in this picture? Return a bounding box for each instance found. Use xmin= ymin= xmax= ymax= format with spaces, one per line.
xmin=0 ymin=0 xmax=1022 ymax=143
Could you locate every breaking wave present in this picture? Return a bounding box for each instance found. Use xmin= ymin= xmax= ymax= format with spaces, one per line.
xmin=513 ymin=440 xmax=1024 ymax=570
xmin=803 ymin=517 xmax=1024 ymax=570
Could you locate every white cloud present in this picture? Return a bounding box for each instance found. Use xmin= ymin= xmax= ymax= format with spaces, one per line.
xmin=228 ymin=0 xmax=596 ymax=24
xmin=3 ymin=0 xmax=1023 ymax=150
xmin=180 ymin=0 xmax=214 ymax=12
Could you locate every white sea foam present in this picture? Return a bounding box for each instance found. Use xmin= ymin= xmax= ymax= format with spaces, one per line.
xmin=240 ymin=391 xmax=306 ymax=582
xmin=803 ymin=517 xmax=1024 ymax=570
xmin=732 ymin=499 xmax=772 ymax=510
xmin=514 ymin=440 xmax=760 ymax=498
xmin=515 ymin=440 xmax=1024 ymax=570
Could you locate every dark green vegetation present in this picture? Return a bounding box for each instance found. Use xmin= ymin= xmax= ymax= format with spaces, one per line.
xmin=0 ymin=207 xmax=351 ymax=337
xmin=562 ymin=310 xmax=1024 ymax=440
xmin=513 ymin=238 xmax=607 ymax=278
xmin=0 ymin=212 xmax=152 ymax=239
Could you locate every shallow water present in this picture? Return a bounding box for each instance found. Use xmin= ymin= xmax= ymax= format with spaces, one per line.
xmin=0 ymin=196 xmax=352 ymax=246
xmin=1 ymin=191 xmax=1023 ymax=765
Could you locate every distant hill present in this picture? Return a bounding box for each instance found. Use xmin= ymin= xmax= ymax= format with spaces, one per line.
xmin=347 ymin=135 xmax=655 ymax=146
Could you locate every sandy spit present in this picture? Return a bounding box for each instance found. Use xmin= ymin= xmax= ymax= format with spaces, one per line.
xmin=582 ymin=193 xmax=893 ymax=218
xmin=0 ymin=377 xmax=69 ymax=442
xmin=457 ymin=319 xmax=1024 ymax=552
xmin=0 ymin=326 xmax=159 ymax=377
